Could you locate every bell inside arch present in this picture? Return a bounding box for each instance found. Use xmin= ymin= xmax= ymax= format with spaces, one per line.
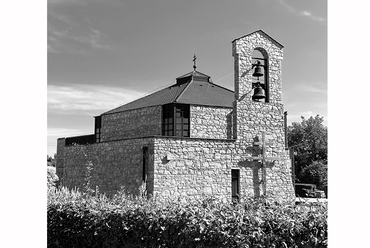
xmin=252 ymin=61 xmax=264 ymax=78
xmin=252 ymin=85 xmax=265 ymax=101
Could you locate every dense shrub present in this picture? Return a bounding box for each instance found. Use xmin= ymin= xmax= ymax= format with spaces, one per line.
xmin=300 ymin=160 xmax=328 ymax=191
xmin=48 ymin=188 xmax=327 ymax=248
xmin=47 ymin=166 xmax=59 ymax=189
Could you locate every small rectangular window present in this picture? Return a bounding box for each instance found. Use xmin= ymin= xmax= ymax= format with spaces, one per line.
xmin=142 ymin=147 xmax=148 ymax=182
xmin=95 ymin=116 xmax=102 ymax=143
xmin=231 ymin=169 xmax=240 ymax=202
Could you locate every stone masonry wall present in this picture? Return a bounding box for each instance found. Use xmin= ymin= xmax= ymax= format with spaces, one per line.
xmin=190 ymin=105 xmax=233 ymax=139
xmin=101 ymin=106 xmax=162 ymax=142
xmin=56 ymin=137 xmax=155 ymax=197
xmin=153 ymin=136 xmax=295 ymax=202
xmin=57 ymin=134 xmax=294 ymax=201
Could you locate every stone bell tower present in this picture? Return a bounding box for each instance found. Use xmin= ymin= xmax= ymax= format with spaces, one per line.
xmin=232 ymin=30 xmax=294 ymax=201
xmin=232 ymin=30 xmax=285 ymax=144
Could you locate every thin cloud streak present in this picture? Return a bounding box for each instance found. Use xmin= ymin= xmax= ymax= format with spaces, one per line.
xmin=47 ymin=45 xmax=59 ymax=53
xmin=71 ymin=28 xmax=113 ymax=50
xmin=48 ymin=11 xmax=74 ymax=25
xmin=48 ymin=0 xmax=84 ymax=5
xmin=48 ymin=84 xmax=144 ymax=115
xmin=48 ymin=127 xmax=88 ymax=138
xmin=48 ymin=0 xmax=120 ymax=5
xmin=48 ymin=26 xmax=114 ymax=53
xmin=276 ymin=0 xmax=326 ymax=23
xmin=286 ymin=81 xmax=327 ymax=94
xmin=298 ymin=84 xmax=327 ymax=94
xmin=301 ymin=10 xmax=325 ymax=23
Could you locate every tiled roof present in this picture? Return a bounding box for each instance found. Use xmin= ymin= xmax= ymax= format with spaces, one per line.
xmin=103 ymin=82 xmax=190 ymax=114
xmin=176 ymin=81 xmax=234 ymax=107
xmin=103 ymin=70 xmax=234 ymax=115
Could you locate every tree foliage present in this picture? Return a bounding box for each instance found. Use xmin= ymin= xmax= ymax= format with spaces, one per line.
xmin=47 ymin=166 xmax=59 ymax=189
xmin=300 ymin=161 xmax=327 ymax=190
xmin=47 ymin=154 xmax=56 ymax=167
xmin=287 ymin=115 xmax=327 ymax=189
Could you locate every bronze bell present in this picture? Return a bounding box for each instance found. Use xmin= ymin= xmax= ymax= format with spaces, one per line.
xmin=252 ymin=85 xmax=265 ymax=101
xmin=252 ymin=61 xmax=264 ymax=78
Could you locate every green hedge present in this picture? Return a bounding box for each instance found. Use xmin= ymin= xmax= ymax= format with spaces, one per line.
xmin=47 ymin=166 xmax=58 ymax=189
xmin=48 ymin=187 xmax=327 ymax=248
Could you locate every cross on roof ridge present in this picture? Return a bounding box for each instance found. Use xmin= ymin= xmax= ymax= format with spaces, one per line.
xmin=193 ymin=54 xmax=197 ymax=71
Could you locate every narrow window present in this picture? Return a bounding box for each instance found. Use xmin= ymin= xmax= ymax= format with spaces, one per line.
xmin=162 ymin=104 xmax=189 ymax=137
xmin=231 ymin=169 xmax=240 ymax=202
xmin=162 ymin=104 xmax=174 ymax=136
xmin=94 ymin=116 xmax=102 ymax=143
xmin=175 ymin=104 xmax=189 ymax=137
xmin=142 ymin=147 xmax=148 ymax=182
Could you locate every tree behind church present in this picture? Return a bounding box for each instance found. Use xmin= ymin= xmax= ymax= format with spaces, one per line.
xmin=287 ymin=115 xmax=327 ymax=191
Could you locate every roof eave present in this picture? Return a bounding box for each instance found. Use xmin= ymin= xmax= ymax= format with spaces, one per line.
xmin=232 ymin=29 xmax=284 ymax=48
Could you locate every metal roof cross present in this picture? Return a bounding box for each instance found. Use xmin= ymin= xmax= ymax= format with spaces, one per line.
xmin=193 ymin=54 xmax=197 ymax=71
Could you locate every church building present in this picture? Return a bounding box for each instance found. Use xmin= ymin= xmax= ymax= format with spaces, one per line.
xmin=56 ymin=30 xmax=295 ymax=202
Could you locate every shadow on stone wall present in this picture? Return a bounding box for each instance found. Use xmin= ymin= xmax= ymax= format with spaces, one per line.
xmin=226 ymin=112 xmax=233 ymax=139
xmin=238 ymin=160 xmax=262 ymax=197
xmin=238 ymin=136 xmax=276 ymax=198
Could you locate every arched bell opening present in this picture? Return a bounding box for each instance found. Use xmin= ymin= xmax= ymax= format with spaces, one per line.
xmin=251 ymin=49 xmax=269 ymax=102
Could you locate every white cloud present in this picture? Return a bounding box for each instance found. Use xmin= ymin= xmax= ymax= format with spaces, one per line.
xmin=300 ymin=10 xmax=325 ymax=23
xmin=48 ymin=127 xmax=87 ymax=138
xmin=48 ymin=26 xmax=114 ymax=53
xmin=47 ymin=45 xmax=59 ymax=53
xmin=286 ymin=81 xmax=327 ymax=95
xmin=70 ymin=28 xmax=113 ymax=50
xmin=47 ymin=127 xmax=92 ymax=156
xmin=48 ymin=11 xmax=73 ymax=25
xmin=302 ymin=10 xmax=311 ymax=16
xmin=48 ymin=0 xmax=120 ymax=5
xmin=48 ymin=0 xmax=93 ymax=5
xmin=276 ymin=0 xmax=295 ymax=13
xmin=298 ymin=84 xmax=327 ymax=94
xmin=48 ymin=84 xmax=145 ymax=115
xmin=276 ymin=0 xmax=326 ymax=24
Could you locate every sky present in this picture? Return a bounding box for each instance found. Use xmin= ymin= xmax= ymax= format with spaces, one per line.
xmin=47 ymin=0 xmax=327 ymax=156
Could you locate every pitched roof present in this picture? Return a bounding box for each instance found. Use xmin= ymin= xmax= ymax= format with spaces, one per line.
xmin=232 ymin=29 xmax=284 ymax=49
xmin=103 ymin=70 xmax=234 ymax=115
xmin=176 ymin=80 xmax=234 ymax=107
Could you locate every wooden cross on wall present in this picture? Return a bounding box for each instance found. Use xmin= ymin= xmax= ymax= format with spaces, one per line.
xmin=250 ymin=131 xmax=287 ymax=196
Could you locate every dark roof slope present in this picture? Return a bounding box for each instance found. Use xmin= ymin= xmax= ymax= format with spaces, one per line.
xmin=103 ymin=82 xmax=190 ymax=114
xmin=176 ymin=81 xmax=234 ymax=107
xmin=103 ymin=70 xmax=234 ymax=115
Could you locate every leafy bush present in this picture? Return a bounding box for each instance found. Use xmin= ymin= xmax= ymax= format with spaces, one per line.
xmin=47 ymin=166 xmax=59 ymax=189
xmin=300 ymin=160 xmax=328 ymax=191
xmin=48 ymin=188 xmax=327 ymax=248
